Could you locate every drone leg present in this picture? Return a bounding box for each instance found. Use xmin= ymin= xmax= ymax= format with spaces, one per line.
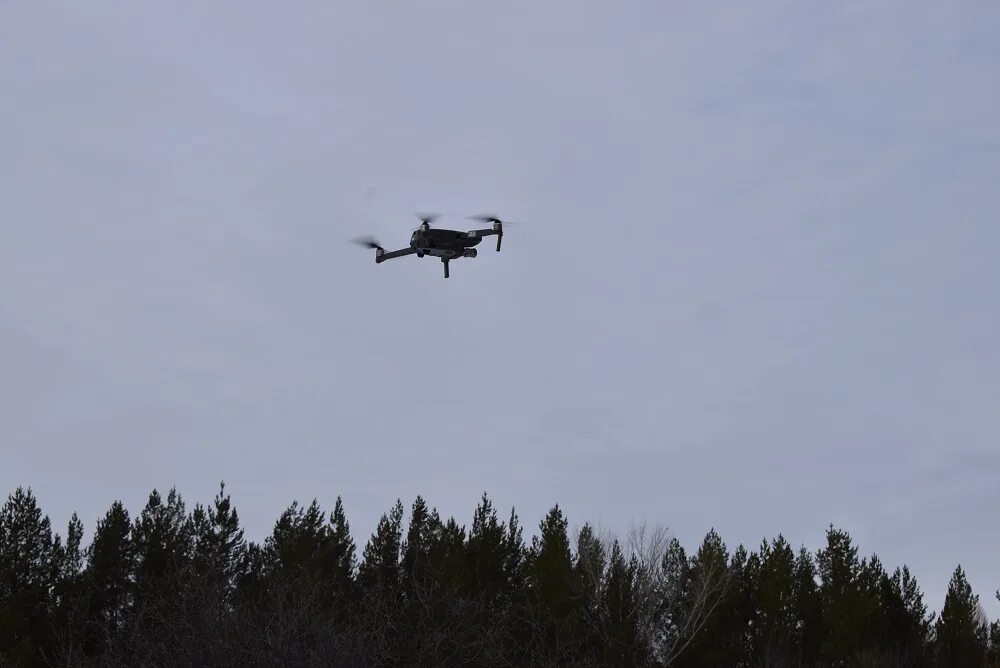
xmin=496 ymin=233 xmax=502 ymax=252
xmin=443 ymin=259 xmax=449 ymax=278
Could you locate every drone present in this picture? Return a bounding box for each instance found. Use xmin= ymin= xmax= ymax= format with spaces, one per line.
xmin=351 ymin=214 xmax=513 ymax=278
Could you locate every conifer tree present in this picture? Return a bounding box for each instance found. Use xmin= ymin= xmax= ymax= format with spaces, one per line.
xmin=518 ymin=504 xmax=579 ymax=663
xmin=265 ymin=498 xmax=328 ymax=579
xmin=358 ymin=499 xmax=404 ymax=593
xmin=0 ymin=487 xmax=58 ymax=663
xmin=82 ymin=501 xmax=134 ymax=655
xmin=987 ymin=592 xmax=1000 ymax=668
xmin=47 ymin=512 xmax=85 ymax=632
xmin=752 ymin=535 xmax=798 ymax=663
xmin=572 ymin=523 xmax=605 ymax=658
xmin=671 ymin=528 xmax=733 ymax=666
xmin=528 ymin=505 xmax=575 ymax=621
xmin=934 ymin=565 xmax=987 ymax=666
xmin=321 ymin=496 xmax=356 ymax=595
xmin=124 ymin=487 xmax=194 ymax=651
xmin=60 ymin=513 xmax=85 ymax=587
xmin=190 ymin=482 xmax=246 ymax=611
xmin=792 ymin=545 xmax=823 ymax=663
xmin=816 ymin=524 xmax=863 ymax=660
xmin=131 ymin=488 xmax=193 ymax=596
xmin=855 ymin=554 xmax=894 ymax=650
xmin=600 ymin=539 xmax=645 ymax=666
xmin=887 ymin=565 xmax=933 ymax=661
xmin=647 ymin=535 xmax=688 ymax=664
xmin=401 ymin=495 xmax=436 ymax=589
xmin=721 ymin=544 xmax=755 ymax=663
xmin=502 ymin=506 xmax=527 ymax=597
xmin=0 ymin=488 xmax=57 ymax=597
xmin=574 ymin=523 xmax=605 ymax=619
xmin=466 ymin=493 xmax=508 ymax=606
xmin=429 ymin=515 xmax=466 ymax=592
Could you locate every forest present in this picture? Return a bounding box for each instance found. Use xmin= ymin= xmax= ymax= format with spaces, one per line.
xmin=0 ymin=483 xmax=998 ymax=667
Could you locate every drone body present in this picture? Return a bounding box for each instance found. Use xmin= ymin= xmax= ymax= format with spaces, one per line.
xmin=353 ymin=214 xmax=510 ymax=278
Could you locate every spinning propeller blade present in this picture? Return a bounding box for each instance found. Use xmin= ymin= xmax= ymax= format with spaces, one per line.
xmin=415 ymin=213 xmax=440 ymax=229
xmin=469 ymin=214 xmax=519 ymax=225
xmin=350 ymin=235 xmax=383 ymax=251
xmin=469 ymin=214 xmax=515 ymax=252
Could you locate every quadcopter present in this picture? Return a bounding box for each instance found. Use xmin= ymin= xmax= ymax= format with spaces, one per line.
xmin=351 ymin=214 xmax=513 ymax=278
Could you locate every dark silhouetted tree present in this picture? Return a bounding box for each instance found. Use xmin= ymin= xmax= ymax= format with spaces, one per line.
xmin=522 ymin=504 xmax=581 ymax=663
xmin=816 ymin=524 xmax=864 ymax=660
xmin=357 ymin=499 xmax=404 ymax=594
xmin=751 ymin=534 xmax=798 ymax=664
xmin=600 ymin=539 xmax=646 ymax=666
xmin=935 ymin=565 xmax=987 ymax=666
xmin=0 ymin=488 xmax=58 ymax=664
xmin=793 ymin=544 xmax=823 ymax=663
xmin=671 ymin=528 xmax=734 ymax=667
xmin=131 ymin=488 xmax=193 ymax=598
xmin=80 ymin=500 xmax=133 ymax=658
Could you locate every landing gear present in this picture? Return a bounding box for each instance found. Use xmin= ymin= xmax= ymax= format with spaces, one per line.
xmin=442 ymin=258 xmax=449 ymax=278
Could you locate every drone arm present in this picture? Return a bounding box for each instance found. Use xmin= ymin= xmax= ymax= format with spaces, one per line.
xmin=467 ymin=227 xmax=498 ymax=238
xmin=376 ymin=247 xmax=417 ymax=263
xmin=466 ymin=227 xmax=503 ymax=252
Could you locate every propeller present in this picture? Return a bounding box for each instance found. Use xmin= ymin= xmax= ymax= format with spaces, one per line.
xmin=469 ymin=214 xmax=519 ymax=226
xmin=350 ymin=235 xmax=383 ymax=251
xmin=469 ymin=214 xmax=516 ymax=252
xmin=415 ymin=213 xmax=440 ymax=230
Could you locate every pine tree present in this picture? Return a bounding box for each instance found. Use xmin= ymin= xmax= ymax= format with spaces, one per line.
xmin=856 ymin=554 xmax=894 ymax=651
xmin=0 ymin=488 xmax=57 ymax=597
xmin=816 ymin=524 xmax=863 ymax=660
xmin=887 ymin=565 xmax=933 ymax=662
xmin=190 ymin=482 xmax=246 ymax=609
xmin=466 ymin=493 xmax=508 ymax=606
xmin=721 ymin=544 xmax=755 ymax=663
xmin=131 ymin=488 xmax=193 ymax=594
xmin=574 ymin=523 xmax=605 ymax=619
xmin=987 ymin=592 xmax=1000 ymax=668
xmin=520 ymin=504 xmax=579 ymax=663
xmin=528 ymin=505 xmax=575 ymax=621
xmin=0 ymin=487 xmax=59 ymax=663
xmin=357 ymin=499 xmax=404 ymax=593
xmin=934 ymin=565 xmax=987 ymax=666
xmin=572 ymin=523 xmax=605 ymax=659
xmin=600 ymin=539 xmax=645 ymax=666
xmin=670 ymin=528 xmax=733 ymax=667
xmin=49 ymin=512 xmax=86 ymax=652
xmin=265 ymin=498 xmax=328 ymax=578
xmin=321 ymin=495 xmax=356 ymax=594
xmin=60 ymin=513 xmax=85 ymax=587
xmin=82 ymin=501 xmax=134 ymax=655
xmin=401 ymin=495 xmax=436 ymax=589
xmin=428 ymin=515 xmax=466 ymax=592
xmin=503 ymin=506 xmax=527 ymax=597
xmin=792 ymin=545 xmax=823 ymax=664
xmin=752 ymin=535 xmax=798 ymax=664
xmin=647 ymin=536 xmax=688 ymax=664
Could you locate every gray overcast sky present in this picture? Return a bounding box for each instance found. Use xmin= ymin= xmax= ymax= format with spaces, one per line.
xmin=2 ymin=1 xmax=998 ymax=616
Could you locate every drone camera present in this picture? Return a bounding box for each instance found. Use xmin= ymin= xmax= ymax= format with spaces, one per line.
xmin=463 ymin=248 xmax=477 ymax=258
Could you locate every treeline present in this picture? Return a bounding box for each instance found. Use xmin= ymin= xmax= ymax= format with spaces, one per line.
xmin=0 ymin=484 xmax=998 ymax=667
